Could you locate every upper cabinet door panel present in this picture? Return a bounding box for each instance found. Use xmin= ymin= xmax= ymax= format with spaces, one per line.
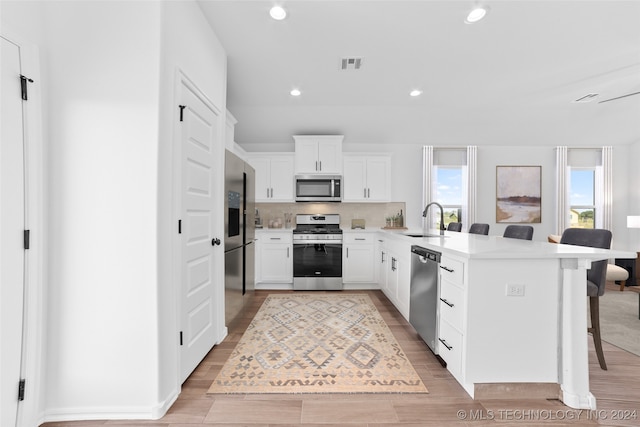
xmin=293 ymin=135 xmax=343 ymax=174
xmin=294 ymin=139 xmax=318 ymax=173
xmin=342 ymin=157 xmax=367 ymax=201
xmin=365 ymin=156 xmax=390 ymax=201
xmin=269 ymin=156 xmax=294 ymax=201
xmin=248 ymin=156 xmax=271 ymax=202
xmin=342 ymin=155 xmax=391 ymax=202
xmin=247 ymin=154 xmax=294 ymax=203
xmin=316 ymin=139 xmax=342 ymax=174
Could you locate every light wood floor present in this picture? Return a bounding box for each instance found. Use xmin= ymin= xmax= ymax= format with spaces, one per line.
xmin=43 ymin=290 xmax=640 ymax=427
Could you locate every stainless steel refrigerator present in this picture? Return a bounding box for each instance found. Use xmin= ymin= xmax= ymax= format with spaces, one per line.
xmin=224 ymin=150 xmax=255 ymax=327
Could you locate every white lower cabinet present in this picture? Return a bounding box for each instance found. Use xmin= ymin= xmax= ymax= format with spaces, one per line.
xmin=255 ymin=231 xmax=292 ymax=285
xmin=376 ymin=237 xmax=388 ymax=293
xmin=372 ymin=234 xmax=584 ymax=403
xmin=437 ymin=319 xmax=463 ymax=379
xmin=438 ymin=254 xmax=467 ymax=387
xmin=343 ymin=233 xmax=375 ymax=283
xmin=376 ymin=235 xmax=411 ymax=320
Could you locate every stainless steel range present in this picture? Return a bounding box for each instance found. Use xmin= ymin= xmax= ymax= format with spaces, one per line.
xmin=293 ymin=214 xmax=343 ymax=290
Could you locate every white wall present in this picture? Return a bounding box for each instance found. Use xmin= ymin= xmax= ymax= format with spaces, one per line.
xmin=628 ymin=141 xmax=640 ymax=251
xmin=33 ymin=1 xmax=163 ymax=419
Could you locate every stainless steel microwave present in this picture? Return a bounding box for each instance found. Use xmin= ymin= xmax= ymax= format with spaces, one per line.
xmin=295 ymin=175 xmax=341 ymax=202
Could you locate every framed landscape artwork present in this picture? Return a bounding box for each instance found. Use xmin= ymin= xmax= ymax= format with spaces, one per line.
xmin=496 ymin=166 xmax=541 ymax=223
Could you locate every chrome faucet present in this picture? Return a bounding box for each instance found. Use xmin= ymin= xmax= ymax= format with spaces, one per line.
xmin=422 ymin=202 xmax=445 ymax=235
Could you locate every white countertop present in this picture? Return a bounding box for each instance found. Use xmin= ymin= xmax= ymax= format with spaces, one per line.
xmin=379 ymin=228 xmax=637 ymax=261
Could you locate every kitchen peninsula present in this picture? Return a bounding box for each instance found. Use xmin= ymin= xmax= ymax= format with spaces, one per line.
xmin=378 ymin=229 xmax=636 ymax=411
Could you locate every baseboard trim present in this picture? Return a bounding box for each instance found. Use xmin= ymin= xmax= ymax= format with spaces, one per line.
xmin=474 ymin=383 xmax=562 ymax=400
xmin=41 ymin=388 xmax=181 ymax=423
xmin=43 ymin=406 xmax=156 ymax=423
xmin=152 ymin=388 xmax=180 ymax=420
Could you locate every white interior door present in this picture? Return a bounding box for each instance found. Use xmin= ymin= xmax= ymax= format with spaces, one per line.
xmin=178 ymin=77 xmax=223 ymax=382
xmin=1 ymin=36 xmax=27 ymax=427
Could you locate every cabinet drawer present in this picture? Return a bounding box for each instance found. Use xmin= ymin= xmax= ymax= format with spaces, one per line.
xmin=438 ymin=320 xmax=463 ymax=377
xmin=258 ymin=231 xmax=292 ymax=243
xmin=439 ymin=282 xmax=465 ymax=332
xmin=343 ymin=233 xmax=374 ymax=244
xmin=439 ymin=256 xmax=464 ymax=287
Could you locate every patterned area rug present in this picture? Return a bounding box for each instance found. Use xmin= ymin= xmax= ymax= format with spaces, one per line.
xmin=207 ymin=293 xmax=428 ymax=394
xmin=599 ymin=289 xmax=640 ymax=356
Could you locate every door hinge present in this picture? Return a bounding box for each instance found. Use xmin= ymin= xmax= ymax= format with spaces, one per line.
xmin=178 ymin=219 xmax=182 ymax=234
xmin=179 ymin=331 xmax=183 ymax=346
xmin=178 ymin=105 xmax=186 ymax=122
xmin=20 ymin=75 xmax=34 ymax=101
xmin=24 ymin=230 xmax=30 ymax=249
xmin=18 ymin=379 xmax=25 ymax=401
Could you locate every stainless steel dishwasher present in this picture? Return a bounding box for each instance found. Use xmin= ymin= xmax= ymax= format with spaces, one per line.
xmin=409 ymin=245 xmax=444 ymax=364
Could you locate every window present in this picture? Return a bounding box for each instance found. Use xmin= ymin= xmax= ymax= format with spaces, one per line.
xmin=569 ymin=168 xmax=596 ymax=228
xmin=556 ymin=147 xmax=611 ymax=234
xmin=424 ymin=146 xmax=476 ymax=232
xmin=435 ymin=166 xmax=463 ymax=228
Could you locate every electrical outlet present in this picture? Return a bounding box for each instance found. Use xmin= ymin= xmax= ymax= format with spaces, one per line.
xmin=506 ymin=284 xmax=525 ymax=297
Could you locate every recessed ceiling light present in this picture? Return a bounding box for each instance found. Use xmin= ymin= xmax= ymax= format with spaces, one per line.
xmin=269 ymin=5 xmax=287 ymax=20
xmin=410 ymin=90 xmax=422 ymax=97
xmin=465 ymin=6 xmax=488 ymax=24
xmin=290 ymin=88 xmax=301 ymax=96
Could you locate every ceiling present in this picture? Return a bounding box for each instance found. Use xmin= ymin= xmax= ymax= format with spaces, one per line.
xmin=197 ymin=0 xmax=640 ymax=148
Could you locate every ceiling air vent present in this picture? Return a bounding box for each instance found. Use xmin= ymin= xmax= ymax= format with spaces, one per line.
xmin=572 ymin=93 xmax=599 ymax=103
xmin=341 ymin=57 xmax=363 ymax=70
xmin=598 ymin=90 xmax=640 ymax=104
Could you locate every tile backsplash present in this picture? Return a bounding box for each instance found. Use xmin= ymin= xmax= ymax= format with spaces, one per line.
xmin=255 ymin=202 xmax=406 ymax=230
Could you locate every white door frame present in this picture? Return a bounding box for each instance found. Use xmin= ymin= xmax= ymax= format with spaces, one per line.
xmin=0 ymin=30 xmax=45 ymax=427
xmin=171 ymin=69 xmax=227 ymax=386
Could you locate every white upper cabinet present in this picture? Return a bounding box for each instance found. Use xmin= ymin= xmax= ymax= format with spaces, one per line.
xmin=247 ymin=153 xmax=294 ymax=202
xmin=343 ymin=154 xmax=391 ymax=202
xmin=293 ymin=135 xmax=343 ymax=174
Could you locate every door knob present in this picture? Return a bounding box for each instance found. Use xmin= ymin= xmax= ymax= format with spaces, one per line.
xmin=211 ymin=238 xmax=221 ymax=246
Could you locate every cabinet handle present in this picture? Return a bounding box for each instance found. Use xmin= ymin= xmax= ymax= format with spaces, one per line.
xmin=267 ymin=188 xmax=270 ymax=198
xmin=315 ymin=160 xmax=318 ymax=171
xmin=438 ymin=338 xmax=453 ymax=351
xmin=367 ymin=188 xmax=370 ymax=198
xmin=270 ymin=188 xmax=274 ymax=198
xmin=287 ymin=247 xmax=290 ymax=257
xmin=270 ymin=237 xmax=281 ymax=240
xmin=346 ymin=248 xmax=349 ymax=258
xmin=381 ymin=251 xmax=386 ymax=263
xmin=391 ymin=257 xmax=397 ymax=271
xmin=364 ymin=188 xmax=367 ymax=198
xmin=440 ymin=265 xmax=454 ymax=273
xmin=439 ymin=298 xmax=454 ymax=308
xmin=355 ymin=238 xmax=366 ymax=241
xmin=319 ymin=161 xmax=322 ymax=171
